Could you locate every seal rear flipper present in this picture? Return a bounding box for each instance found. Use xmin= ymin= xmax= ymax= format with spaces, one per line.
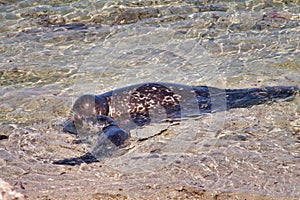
xmin=225 ymin=86 xmax=299 ymax=109
xmin=53 ymin=152 xmax=99 ymax=166
xmin=265 ymin=86 xmax=299 ymax=100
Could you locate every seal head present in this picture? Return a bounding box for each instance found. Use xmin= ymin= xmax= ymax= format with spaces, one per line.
xmin=63 ymin=94 xmax=109 ymax=134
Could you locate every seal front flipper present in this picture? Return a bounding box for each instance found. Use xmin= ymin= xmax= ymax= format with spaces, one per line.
xmin=53 ymin=152 xmax=99 ymax=166
xmin=53 ymin=125 xmax=128 ymax=165
xmin=54 ymin=115 xmax=128 ymax=165
xmin=90 ymin=119 xmax=129 ymax=160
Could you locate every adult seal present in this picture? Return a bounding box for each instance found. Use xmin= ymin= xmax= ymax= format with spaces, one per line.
xmin=54 ymin=82 xmax=299 ymax=165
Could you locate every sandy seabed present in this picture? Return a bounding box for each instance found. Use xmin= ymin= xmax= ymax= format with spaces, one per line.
xmin=1 ymin=100 xmax=299 ymax=200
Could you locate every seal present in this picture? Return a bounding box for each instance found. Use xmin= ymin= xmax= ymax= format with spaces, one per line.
xmin=54 ymin=82 xmax=299 ymax=165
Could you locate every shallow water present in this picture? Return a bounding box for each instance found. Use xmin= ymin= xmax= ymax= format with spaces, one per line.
xmin=0 ymin=0 xmax=300 ymax=199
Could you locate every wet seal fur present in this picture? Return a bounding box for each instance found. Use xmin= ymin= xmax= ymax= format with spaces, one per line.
xmin=54 ymin=82 xmax=299 ymax=165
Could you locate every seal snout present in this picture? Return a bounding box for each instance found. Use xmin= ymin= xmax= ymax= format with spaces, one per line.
xmin=62 ymin=119 xmax=78 ymax=135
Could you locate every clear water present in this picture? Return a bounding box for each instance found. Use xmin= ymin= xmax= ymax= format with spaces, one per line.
xmin=0 ymin=0 xmax=299 ymax=198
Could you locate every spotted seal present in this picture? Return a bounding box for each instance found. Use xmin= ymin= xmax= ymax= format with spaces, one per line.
xmin=54 ymin=82 xmax=299 ymax=165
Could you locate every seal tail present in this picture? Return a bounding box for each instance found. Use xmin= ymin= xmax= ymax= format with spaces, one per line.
xmin=225 ymin=86 xmax=299 ymax=109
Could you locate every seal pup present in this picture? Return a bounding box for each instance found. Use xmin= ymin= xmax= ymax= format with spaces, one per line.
xmin=54 ymin=82 xmax=299 ymax=165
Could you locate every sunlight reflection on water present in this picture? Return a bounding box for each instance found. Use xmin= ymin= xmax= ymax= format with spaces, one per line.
xmin=0 ymin=0 xmax=299 ymax=198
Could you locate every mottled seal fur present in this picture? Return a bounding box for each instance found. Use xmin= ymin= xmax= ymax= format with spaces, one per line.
xmin=54 ymin=82 xmax=299 ymax=165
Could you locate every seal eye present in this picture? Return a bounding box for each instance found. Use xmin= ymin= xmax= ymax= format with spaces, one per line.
xmin=83 ymin=102 xmax=93 ymax=110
